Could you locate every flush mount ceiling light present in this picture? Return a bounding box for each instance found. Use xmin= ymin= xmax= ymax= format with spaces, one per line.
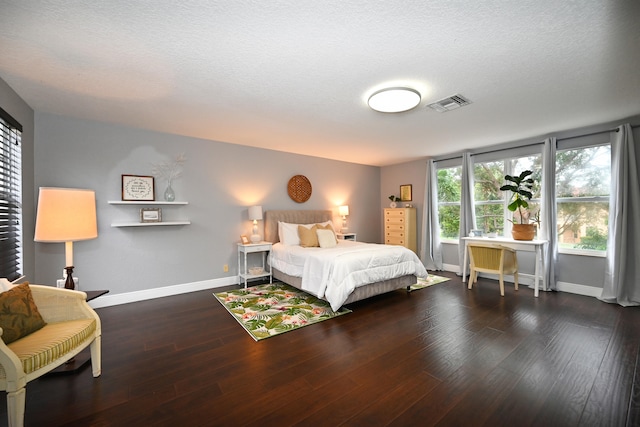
xmin=368 ymin=87 xmax=421 ymax=113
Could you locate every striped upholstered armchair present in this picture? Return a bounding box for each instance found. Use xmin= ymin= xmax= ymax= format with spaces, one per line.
xmin=0 ymin=284 xmax=101 ymax=427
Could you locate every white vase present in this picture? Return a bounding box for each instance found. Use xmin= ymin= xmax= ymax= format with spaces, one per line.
xmin=390 ymin=202 xmax=397 ymax=208
xmin=164 ymin=181 xmax=175 ymax=202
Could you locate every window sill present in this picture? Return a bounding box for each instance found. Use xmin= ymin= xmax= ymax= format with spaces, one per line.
xmin=558 ymin=248 xmax=606 ymax=258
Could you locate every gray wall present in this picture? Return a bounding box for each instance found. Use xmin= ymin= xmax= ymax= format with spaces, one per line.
xmin=33 ymin=112 xmax=381 ymax=295
xmin=0 ymin=78 xmax=35 ymax=280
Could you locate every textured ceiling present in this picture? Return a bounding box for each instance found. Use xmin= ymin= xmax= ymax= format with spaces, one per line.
xmin=1 ymin=0 xmax=639 ymax=166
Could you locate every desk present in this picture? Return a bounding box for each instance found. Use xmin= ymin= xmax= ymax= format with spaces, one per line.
xmin=461 ymin=237 xmax=548 ymax=297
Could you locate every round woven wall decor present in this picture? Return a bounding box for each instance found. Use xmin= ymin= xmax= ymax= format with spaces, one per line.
xmin=287 ymin=175 xmax=312 ymax=203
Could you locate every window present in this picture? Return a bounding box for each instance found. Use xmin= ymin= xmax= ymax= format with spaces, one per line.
xmin=556 ymin=144 xmax=610 ymax=254
xmin=0 ymin=109 xmax=22 ymax=281
xmin=473 ymin=155 xmax=541 ymax=236
xmin=436 ymin=166 xmax=461 ymax=240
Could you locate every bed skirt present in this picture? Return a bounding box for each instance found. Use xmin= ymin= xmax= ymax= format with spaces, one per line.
xmin=272 ymin=268 xmax=415 ymax=306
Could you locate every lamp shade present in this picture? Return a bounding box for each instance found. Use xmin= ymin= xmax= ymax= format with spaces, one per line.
xmin=339 ymin=205 xmax=349 ymax=216
xmin=248 ymin=205 xmax=263 ymax=221
xmin=34 ymin=188 xmax=98 ymax=243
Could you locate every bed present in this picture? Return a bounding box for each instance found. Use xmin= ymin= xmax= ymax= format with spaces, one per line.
xmin=264 ymin=209 xmax=428 ymax=310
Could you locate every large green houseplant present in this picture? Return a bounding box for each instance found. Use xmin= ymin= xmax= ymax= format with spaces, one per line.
xmin=499 ymin=170 xmax=536 ymax=240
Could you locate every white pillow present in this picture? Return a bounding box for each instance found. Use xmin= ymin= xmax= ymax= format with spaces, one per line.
xmin=278 ymin=220 xmax=335 ymax=246
xmin=317 ymin=229 xmax=338 ymax=248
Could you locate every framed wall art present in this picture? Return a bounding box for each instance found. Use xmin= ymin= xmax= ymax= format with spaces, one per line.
xmin=400 ymin=184 xmax=412 ymax=201
xmin=140 ymin=208 xmax=162 ymax=223
xmin=122 ymin=175 xmax=155 ymax=201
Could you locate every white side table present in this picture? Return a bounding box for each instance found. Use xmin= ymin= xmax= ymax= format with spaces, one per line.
xmin=237 ymin=242 xmax=273 ymax=288
xmin=336 ymin=232 xmax=357 ymax=241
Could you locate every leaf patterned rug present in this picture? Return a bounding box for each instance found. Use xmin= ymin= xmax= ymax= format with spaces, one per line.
xmin=213 ymin=282 xmax=351 ymax=341
xmin=410 ymin=274 xmax=451 ymax=291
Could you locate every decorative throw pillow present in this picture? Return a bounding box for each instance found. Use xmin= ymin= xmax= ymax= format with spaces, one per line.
xmin=298 ymin=225 xmax=319 ymax=247
xmin=316 ymin=223 xmax=338 ymax=242
xmin=317 ymin=229 xmax=338 ymax=248
xmin=0 ymin=282 xmax=47 ymax=344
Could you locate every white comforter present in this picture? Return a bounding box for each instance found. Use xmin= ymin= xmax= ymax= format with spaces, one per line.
xmin=270 ymin=240 xmax=428 ymax=310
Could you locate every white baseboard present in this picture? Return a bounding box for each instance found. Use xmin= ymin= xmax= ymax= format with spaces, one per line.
xmin=87 ymin=272 xmax=604 ymax=309
xmin=88 ymin=276 xmax=240 ymax=309
xmin=436 ymin=264 xmax=602 ymax=298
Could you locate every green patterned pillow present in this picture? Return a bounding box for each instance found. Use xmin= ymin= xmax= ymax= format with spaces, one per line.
xmin=0 ymin=282 xmax=46 ymax=344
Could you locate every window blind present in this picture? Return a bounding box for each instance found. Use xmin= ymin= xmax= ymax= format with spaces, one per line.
xmin=0 ymin=108 xmax=22 ymax=281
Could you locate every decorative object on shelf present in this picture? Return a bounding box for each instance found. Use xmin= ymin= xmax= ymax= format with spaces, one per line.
xmin=388 ymin=194 xmax=400 ymax=208
xmin=500 ymin=170 xmax=537 ymax=241
xmin=240 ymin=235 xmax=250 ymax=245
xmin=339 ymin=205 xmax=349 ymax=232
xmin=140 ymin=208 xmax=162 ymax=223
xmin=122 ymin=175 xmax=155 ymax=201
xmin=400 ymin=184 xmax=412 ymax=201
xmin=150 ymin=153 xmax=186 ymax=202
xmin=248 ymin=205 xmax=263 ymax=243
xmin=248 ymin=266 xmax=264 ymax=275
xmin=287 ymin=175 xmax=312 ymax=203
xmin=34 ymin=187 xmax=98 ymax=290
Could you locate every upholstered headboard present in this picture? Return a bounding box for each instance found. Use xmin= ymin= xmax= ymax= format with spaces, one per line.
xmin=264 ymin=210 xmax=333 ymax=243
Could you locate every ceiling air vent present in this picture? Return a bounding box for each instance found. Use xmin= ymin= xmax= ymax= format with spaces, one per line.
xmin=427 ymin=94 xmax=472 ymax=113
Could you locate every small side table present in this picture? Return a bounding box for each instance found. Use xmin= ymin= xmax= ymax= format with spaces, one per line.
xmin=237 ymin=242 xmax=273 ymax=288
xmin=337 ymin=232 xmax=357 ymax=241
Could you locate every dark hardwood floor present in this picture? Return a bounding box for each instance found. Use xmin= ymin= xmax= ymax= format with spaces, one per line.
xmin=5 ymin=271 xmax=640 ymax=426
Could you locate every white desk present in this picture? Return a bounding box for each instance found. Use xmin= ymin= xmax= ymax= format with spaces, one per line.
xmin=461 ymin=237 xmax=548 ymax=297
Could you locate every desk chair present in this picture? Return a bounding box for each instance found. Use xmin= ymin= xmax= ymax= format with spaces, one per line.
xmin=467 ymin=243 xmax=519 ymax=296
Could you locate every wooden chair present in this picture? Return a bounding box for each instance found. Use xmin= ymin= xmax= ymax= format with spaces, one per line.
xmin=0 ymin=285 xmax=101 ymax=427
xmin=467 ymin=243 xmax=519 ymax=296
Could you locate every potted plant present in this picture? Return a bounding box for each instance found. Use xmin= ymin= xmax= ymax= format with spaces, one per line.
xmin=499 ymin=170 xmax=536 ymax=240
xmin=388 ymin=195 xmax=400 ymax=208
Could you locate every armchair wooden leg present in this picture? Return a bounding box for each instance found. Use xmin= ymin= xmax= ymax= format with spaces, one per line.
xmin=7 ymin=387 xmax=25 ymax=427
xmin=468 ymin=270 xmax=474 ymax=289
xmin=90 ymin=337 xmax=102 ymax=378
xmin=514 ymin=272 xmax=519 ymax=291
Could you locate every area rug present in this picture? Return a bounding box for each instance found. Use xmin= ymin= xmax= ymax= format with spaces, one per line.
xmin=213 ymin=282 xmax=351 ymax=341
xmin=410 ymin=274 xmax=451 ymax=291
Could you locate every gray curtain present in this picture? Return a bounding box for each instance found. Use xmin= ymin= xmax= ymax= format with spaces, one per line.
xmin=421 ymin=159 xmax=443 ymax=270
xmin=540 ymin=137 xmax=558 ymax=291
xmin=600 ymin=124 xmax=640 ymax=306
xmin=457 ymin=152 xmax=476 ymax=274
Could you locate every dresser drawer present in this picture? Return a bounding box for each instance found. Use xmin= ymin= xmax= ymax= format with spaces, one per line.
xmin=385 ymin=223 xmax=406 ymax=232
xmin=385 ymin=237 xmax=406 ymax=246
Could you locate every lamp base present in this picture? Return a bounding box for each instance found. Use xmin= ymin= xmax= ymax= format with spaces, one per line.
xmin=250 ymin=234 xmax=261 ymax=243
xmin=64 ymin=266 xmax=76 ymax=290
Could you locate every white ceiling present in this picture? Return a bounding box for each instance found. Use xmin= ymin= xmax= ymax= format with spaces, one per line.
xmin=1 ymin=1 xmax=639 ymax=166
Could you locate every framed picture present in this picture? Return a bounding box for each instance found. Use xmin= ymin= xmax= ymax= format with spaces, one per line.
xmin=140 ymin=208 xmax=162 ymax=223
xmin=240 ymin=235 xmax=250 ymax=245
xmin=122 ymin=175 xmax=155 ymax=201
xmin=400 ymin=184 xmax=412 ymax=201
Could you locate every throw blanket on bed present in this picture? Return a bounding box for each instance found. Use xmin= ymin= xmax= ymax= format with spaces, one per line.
xmin=272 ymin=241 xmax=428 ymax=310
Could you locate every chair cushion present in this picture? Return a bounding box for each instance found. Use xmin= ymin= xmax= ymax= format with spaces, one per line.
xmin=0 ymin=282 xmax=46 ymax=344
xmin=6 ymin=319 xmax=96 ymax=374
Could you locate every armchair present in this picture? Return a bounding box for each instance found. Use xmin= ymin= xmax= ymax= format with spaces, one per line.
xmin=0 ymin=285 xmax=101 ymax=427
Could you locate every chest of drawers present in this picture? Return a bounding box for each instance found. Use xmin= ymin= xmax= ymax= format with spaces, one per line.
xmin=384 ymin=208 xmax=417 ymax=253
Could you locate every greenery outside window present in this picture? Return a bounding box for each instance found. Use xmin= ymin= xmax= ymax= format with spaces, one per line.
xmin=436 ymin=166 xmax=461 ymax=240
xmin=556 ymin=144 xmax=610 ymax=255
xmin=473 ymin=155 xmax=541 ymax=236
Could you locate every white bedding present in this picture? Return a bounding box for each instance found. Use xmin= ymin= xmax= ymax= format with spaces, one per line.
xmin=270 ymin=240 xmax=428 ymax=310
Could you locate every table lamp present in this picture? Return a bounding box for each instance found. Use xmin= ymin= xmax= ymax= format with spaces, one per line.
xmin=34 ymin=187 xmax=98 ymax=290
xmin=339 ymin=205 xmax=349 ymax=232
xmin=248 ymin=205 xmax=263 ymax=243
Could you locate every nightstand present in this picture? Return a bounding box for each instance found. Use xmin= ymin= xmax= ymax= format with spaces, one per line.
xmin=336 ymin=232 xmax=357 ymax=241
xmin=237 ymin=242 xmax=273 ymax=288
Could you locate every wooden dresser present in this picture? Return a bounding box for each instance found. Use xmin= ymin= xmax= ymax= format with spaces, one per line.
xmin=384 ymin=208 xmax=417 ymax=253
